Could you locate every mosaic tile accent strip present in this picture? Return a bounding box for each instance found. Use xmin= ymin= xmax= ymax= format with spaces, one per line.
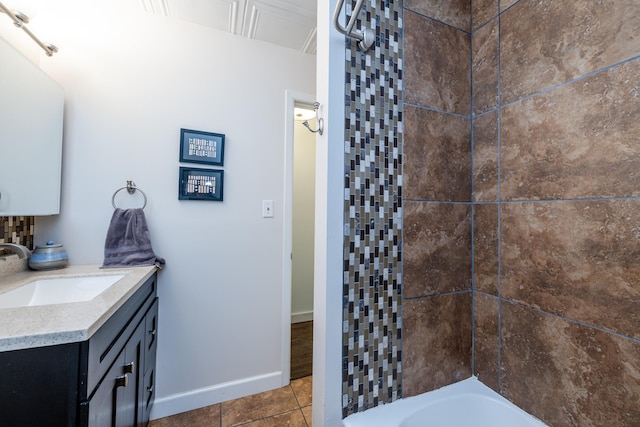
xmin=0 ymin=216 xmax=35 ymax=251
xmin=342 ymin=0 xmax=404 ymax=417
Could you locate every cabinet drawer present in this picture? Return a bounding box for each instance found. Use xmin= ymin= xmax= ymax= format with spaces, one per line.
xmin=84 ymin=274 xmax=157 ymax=397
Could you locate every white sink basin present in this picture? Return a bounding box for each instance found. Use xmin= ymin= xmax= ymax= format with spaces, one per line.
xmin=0 ymin=274 xmax=125 ymax=308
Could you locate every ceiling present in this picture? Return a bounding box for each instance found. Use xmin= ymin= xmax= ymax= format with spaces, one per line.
xmin=137 ymin=0 xmax=317 ymax=54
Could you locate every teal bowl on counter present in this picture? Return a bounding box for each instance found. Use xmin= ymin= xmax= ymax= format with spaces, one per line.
xmin=28 ymin=241 xmax=69 ymax=270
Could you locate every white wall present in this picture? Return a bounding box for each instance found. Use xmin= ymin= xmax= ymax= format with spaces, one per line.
xmin=17 ymin=3 xmax=315 ymax=418
xmin=291 ymin=117 xmax=316 ymax=322
xmin=312 ymin=0 xmax=346 ymax=424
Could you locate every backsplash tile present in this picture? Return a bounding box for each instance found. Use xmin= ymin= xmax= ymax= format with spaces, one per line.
xmin=0 ymin=216 xmax=34 ymax=251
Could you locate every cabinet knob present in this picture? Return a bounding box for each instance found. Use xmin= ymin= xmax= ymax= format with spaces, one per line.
xmin=123 ymin=361 xmax=135 ymax=374
xmin=115 ymin=374 xmax=129 ymax=388
xmin=146 ymin=385 xmax=154 ymax=393
xmin=149 ymin=329 xmax=156 ymax=337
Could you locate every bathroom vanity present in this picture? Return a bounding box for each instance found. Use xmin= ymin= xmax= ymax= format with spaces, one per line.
xmin=0 ymin=266 xmax=158 ymax=427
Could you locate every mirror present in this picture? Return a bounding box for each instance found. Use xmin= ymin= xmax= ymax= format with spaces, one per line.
xmin=0 ymin=34 xmax=63 ymax=216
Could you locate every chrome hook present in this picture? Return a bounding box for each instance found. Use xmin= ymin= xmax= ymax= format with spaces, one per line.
xmin=302 ymin=102 xmax=324 ymax=136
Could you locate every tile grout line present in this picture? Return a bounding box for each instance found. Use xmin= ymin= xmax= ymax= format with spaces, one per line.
xmin=404 ymin=7 xmax=472 ymax=35
xmin=499 ymin=54 xmax=640 ymax=110
xmin=403 ymin=102 xmax=472 ymax=119
xmin=407 ymin=196 xmax=640 ymax=205
xmin=496 ymin=0 xmax=503 ymax=395
xmin=404 ymin=289 xmax=472 ymax=301
xmin=501 ymin=298 xmax=640 ymax=345
xmin=471 ymin=55 xmax=640 ymax=121
xmin=473 ymin=196 xmax=640 ymax=204
xmin=469 ymin=0 xmax=476 ymax=377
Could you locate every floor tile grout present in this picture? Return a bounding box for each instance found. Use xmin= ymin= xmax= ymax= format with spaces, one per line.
xmin=150 ymin=375 xmax=312 ymax=427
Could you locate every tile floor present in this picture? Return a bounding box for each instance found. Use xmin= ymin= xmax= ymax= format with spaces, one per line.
xmin=149 ymin=375 xmax=312 ymax=427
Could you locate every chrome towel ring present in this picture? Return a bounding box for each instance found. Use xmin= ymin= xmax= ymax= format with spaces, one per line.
xmin=111 ymin=180 xmax=147 ymax=210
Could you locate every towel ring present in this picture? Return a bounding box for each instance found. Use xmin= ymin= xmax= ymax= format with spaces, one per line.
xmin=112 ymin=181 xmax=147 ymax=210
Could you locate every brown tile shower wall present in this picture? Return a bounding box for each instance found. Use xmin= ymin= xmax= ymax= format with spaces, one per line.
xmin=348 ymin=0 xmax=639 ymax=422
xmin=0 ymin=216 xmax=34 ymax=250
xmin=472 ymin=0 xmax=640 ymax=425
xmin=402 ymin=3 xmax=472 ymax=397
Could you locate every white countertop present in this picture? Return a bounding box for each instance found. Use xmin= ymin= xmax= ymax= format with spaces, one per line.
xmin=0 ymin=264 xmax=157 ymax=352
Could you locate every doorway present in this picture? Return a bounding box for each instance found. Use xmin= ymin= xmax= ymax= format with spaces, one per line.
xmin=282 ymin=91 xmax=316 ymax=383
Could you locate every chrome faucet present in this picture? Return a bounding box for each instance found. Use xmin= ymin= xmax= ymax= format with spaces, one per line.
xmin=0 ymin=243 xmax=32 ymax=259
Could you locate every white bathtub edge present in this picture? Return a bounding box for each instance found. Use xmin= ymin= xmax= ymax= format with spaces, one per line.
xmin=342 ymin=376 xmax=548 ymax=427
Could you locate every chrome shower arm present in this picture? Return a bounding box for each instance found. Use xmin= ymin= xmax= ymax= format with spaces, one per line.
xmin=332 ymin=0 xmax=375 ymax=52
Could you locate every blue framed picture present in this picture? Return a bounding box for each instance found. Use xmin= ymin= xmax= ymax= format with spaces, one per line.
xmin=179 ymin=167 xmax=224 ymax=201
xmin=180 ymin=128 xmax=225 ymax=166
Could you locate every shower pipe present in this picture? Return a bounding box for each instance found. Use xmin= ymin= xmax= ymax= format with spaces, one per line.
xmin=333 ymin=0 xmax=375 ymax=52
xmin=0 ymin=1 xmax=57 ymax=56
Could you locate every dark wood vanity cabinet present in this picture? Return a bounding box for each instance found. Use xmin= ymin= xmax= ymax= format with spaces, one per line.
xmin=0 ymin=272 xmax=158 ymax=427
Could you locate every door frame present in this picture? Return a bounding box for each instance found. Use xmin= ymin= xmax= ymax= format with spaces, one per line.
xmin=281 ymin=90 xmax=317 ymax=385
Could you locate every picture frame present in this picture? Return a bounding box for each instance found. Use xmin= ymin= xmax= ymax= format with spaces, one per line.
xmin=178 ymin=167 xmax=224 ymax=201
xmin=179 ymin=128 xmax=225 ymax=166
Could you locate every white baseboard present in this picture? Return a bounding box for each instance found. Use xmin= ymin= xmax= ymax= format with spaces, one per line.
xmin=149 ymin=371 xmax=283 ymax=420
xmin=291 ymin=311 xmax=313 ymax=323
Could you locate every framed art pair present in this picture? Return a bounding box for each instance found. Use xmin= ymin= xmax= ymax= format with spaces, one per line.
xmin=178 ymin=128 xmax=225 ymax=201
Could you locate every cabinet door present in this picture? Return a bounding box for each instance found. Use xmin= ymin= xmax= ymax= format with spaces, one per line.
xmin=84 ymin=350 xmax=125 ymax=427
xmin=117 ymin=319 xmax=145 ymax=427
xmin=85 ymin=320 xmax=145 ymax=427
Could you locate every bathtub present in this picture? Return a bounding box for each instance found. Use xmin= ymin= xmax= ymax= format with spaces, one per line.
xmin=342 ymin=377 xmax=548 ymax=427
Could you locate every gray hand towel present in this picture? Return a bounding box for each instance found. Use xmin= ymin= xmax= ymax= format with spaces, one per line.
xmin=101 ymin=208 xmax=165 ymax=269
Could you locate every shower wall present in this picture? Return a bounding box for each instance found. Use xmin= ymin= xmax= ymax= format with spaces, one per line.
xmin=472 ymin=0 xmax=640 ymax=425
xmin=341 ymin=0 xmax=404 ymax=417
xmin=402 ymin=0 xmax=473 ymax=396
xmin=397 ymin=0 xmax=640 ymax=424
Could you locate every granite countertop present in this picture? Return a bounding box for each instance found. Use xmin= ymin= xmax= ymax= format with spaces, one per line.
xmin=0 ymin=264 xmax=157 ymax=352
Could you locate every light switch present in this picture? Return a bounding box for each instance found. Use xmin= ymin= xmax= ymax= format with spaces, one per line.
xmin=262 ymin=200 xmax=274 ymax=218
